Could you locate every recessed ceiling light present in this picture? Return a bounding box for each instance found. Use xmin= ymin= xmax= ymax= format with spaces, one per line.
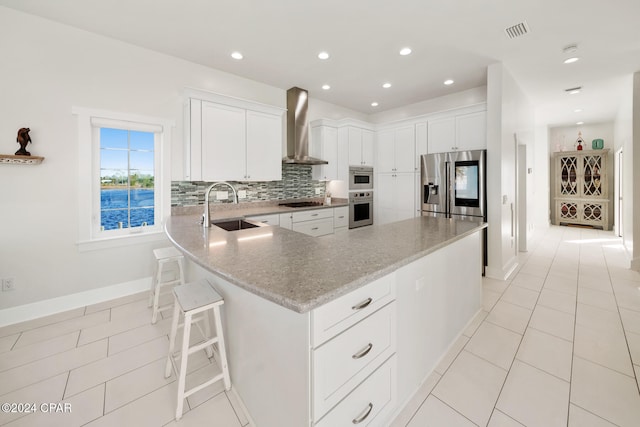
xmin=564 ymin=57 xmax=580 ymax=64
xmin=231 ymin=51 xmax=243 ymax=60
xmin=322 ymin=84 xmax=331 ymax=90
xmin=576 ymin=121 xmax=584 ymax=125
xmin=382 ymin=83 xmax=392 ymax=89
xmin=444 ymin=79 xmax=454 ymax=85
xmin=574 ymin=109 xmax=583 ymax=113
xmin=371 ymin=102 xmax=379 ymax=107
xmin=399 ymin=47 xmax=412 ymax=56
xmin=318 ymin=51 xmax=330 ymax=60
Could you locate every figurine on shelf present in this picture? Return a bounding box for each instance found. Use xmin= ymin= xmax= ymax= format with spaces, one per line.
xmin=15 ymin=127 xmax=32 ymax=156
xmin=575 ymin=131 xmax=584 ymax=151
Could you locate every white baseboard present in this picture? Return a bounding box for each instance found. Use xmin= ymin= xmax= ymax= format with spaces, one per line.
xmin=0 ymin=277 xmax=152 ymax=328
xmin=485 ymin=258 xmax=518 ymax=281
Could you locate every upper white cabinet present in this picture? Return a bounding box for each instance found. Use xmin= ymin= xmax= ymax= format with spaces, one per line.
xmin=310 ymin=124 xmax=338 ymax=181
xmin=377 ymin=125 xmax=416 ymax=173
xmin=345 ymin=127 xmax=374 ymax=167
xmin=455 ymin=111 xmax=486 ymax=152
xmin=427 ymin=110 xmax=486 ymax=154
xmin=185 ymin=90 xmax=285 ymax=182
xmin=201 ymin=101 xmax=246 ymax=181
xmin=245 ymin=110 xmax=283 ymax=181
xmin=427 ymin=117 xmax=455 ymax=154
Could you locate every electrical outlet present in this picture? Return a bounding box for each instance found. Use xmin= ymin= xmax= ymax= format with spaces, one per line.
xmin=2 ymin=277 xmax=15 ymax=291
xmin=238 ymin=190 xmax=247 ymax=199
xmin=315 ymin=188 xmax=321 ymax=195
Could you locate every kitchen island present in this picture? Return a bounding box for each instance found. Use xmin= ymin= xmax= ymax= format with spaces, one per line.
xmin=165 ymin=215 xmax=486 ymax=426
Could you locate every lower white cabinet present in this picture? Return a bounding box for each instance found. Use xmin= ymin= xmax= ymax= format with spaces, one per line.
xmin=311 ymin=273 xmax=397 ymax=425
xmin=279 ymin=207 xmax=348 ymax=237
xmin=334 ymin=206 xmax=348 ymax=232
xmin=315 ymin=356 xmax=396 ymax=427
xmin=245 ymin=213 xmax=280 ymax=226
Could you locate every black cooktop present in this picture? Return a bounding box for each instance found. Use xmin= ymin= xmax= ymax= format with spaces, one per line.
xmin=279 ymin=201 xmax=324 ymax=208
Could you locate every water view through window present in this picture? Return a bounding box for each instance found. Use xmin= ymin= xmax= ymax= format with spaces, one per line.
xmin=100 ymin=128 xmax=155 ymax=230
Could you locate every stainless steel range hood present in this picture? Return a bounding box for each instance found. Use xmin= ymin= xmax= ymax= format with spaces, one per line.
xmin=282 ymin=87 xmax=328 ymax=165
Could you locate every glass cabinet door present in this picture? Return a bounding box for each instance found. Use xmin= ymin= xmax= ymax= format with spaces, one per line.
xmin=559 ymin=155 xmax=578 ymax=196
xmin=582 ymin=155 xmax=602 ymax=197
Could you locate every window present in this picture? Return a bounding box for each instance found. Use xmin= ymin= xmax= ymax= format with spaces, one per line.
xmin=99 ymin=128 xmax=156 ymax=231
xmin=74 ymin=107 xmax=173 ymax=250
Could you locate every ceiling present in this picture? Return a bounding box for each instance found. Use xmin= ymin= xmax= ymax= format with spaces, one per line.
xmin=2 ymin=0 xmax=639 ymax=127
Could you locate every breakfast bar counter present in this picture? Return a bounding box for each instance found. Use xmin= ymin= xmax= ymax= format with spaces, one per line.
xmin=165 ymin=214 xmax=486 ymax=313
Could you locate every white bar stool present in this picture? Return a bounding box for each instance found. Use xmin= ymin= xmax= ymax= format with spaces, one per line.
xmin=164 ymin=279 xmax=231 ymax=420
xmin=149 ymin=246 xmax=185 ymax=324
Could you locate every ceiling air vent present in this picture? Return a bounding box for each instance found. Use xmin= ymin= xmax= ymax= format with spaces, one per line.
xmin=504 ymin=21 xmax=530 ymax=39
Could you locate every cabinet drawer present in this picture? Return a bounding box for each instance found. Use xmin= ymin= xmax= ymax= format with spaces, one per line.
xmin=292 ymin=208 xmax=333 ymax=222
xmin=334 ymin=206 xmax=348 ymax=228
xmin=292 ymin=218 xmax=334 ymax=237
xmin=246 ymin=213 xmax=280 ymax=226
xmin=313 ymin=304 xmax=395 ymax=419
xmin=315 ymin=355 xmax=396 ymax=427
xmin=312 ymin=273 xmax=395 ymax=347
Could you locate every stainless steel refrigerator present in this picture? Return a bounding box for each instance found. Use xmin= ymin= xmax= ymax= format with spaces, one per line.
xmin=420 ymin=149 xmax=486 ymax=221
xmin=421 ymin=149 xmax=487 ymax=270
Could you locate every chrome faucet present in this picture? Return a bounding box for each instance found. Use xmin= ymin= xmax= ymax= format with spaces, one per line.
xmin=203 ymin=181 xmax=239 ymax=227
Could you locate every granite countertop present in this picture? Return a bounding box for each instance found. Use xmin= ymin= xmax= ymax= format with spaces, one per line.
xmin=165 ymin=213 xmax=487 ymax=314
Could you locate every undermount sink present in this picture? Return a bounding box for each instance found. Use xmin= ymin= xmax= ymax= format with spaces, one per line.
xmin=211 ymin=219 xmax=260 ymax=231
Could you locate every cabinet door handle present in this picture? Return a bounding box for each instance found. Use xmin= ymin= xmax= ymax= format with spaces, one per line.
xmin=351 ymin=297 xmax=372 ymax=310
xmin=338 ymin=216 xmax=344 ymax=219
xmin=311 ymin=213 xmax=318 ymax=217
xmin=311 ymin=227 xmax=319 ymax=230
xmin=352 ymin=403 xmax=373 ymax=424
xmin=352 ymin=343 xmax=373 ymax=359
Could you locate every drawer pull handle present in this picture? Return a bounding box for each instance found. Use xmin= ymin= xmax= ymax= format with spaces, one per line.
xmin=311 ymin=227 xmax=319 ymax=230
xmin=311 ymin=213 xmax=319 ymax=216
xmin=351 ymin=297 xmax=372 ymax=310
xmin=352 ymin=343 xmax=373 ymax=359
xmin=352 ymin=403 xmax=373 ymax=424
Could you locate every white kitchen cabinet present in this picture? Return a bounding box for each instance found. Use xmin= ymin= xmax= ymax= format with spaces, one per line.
xmin=279 ymin=207 xmax=349 ymax=236
xmin=427 ymin=116 xmax=455 ymax=154
xmin=333 ymin=206 xmax=348 ymax=232
xmin=245 ymin=110 xmax=283 ymax=181
xmin=427 ymin=111 xmax=486 ymax=154
xmin=455 ymin=111 xmax=486 ymax=152
xmin=376 ymin=173 xmax=416 ymax=226
xmin=310 ymin=125 xmax=338 ymax=181
xmin=377 ymin=125 xmax=415 ymax=173
xmin=246 ymin=213 xmax=280 ymax=226
xmin=185 ymin=90 xmax=284 ymax=182
xmin=415 ymin=122 xmax=428 ymax=169
xmin=346 ymin=127 xmax=375 ymax=167
xmin=201 ymin=101 xmax=246 ymax=181
xmin=311 ymin=273 xmax=397 ymax=424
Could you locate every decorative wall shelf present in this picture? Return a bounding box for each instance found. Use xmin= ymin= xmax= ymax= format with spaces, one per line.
xmin=0 ymin=154 xmax=45 ymax=165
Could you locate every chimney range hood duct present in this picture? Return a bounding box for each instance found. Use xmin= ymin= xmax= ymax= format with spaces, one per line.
xmin=282 ymin=87 xmax=328 ymax=165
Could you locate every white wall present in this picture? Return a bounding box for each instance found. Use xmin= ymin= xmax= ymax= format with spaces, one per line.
xmin=0 ymin=7 xmax=360 ymax=309
xmin=548 ymin=122 xmax=615 ymax=228
xmin=532 ymin=125 xmax=550 ymax=234
xmin=485 ymin=63 xmax=535 ymax=279
xmin=614 ymin=74 xmax=635 ymax=266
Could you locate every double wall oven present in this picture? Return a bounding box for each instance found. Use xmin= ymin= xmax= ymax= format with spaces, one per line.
xmin=348 ymin=166 xmax=374 ymax=228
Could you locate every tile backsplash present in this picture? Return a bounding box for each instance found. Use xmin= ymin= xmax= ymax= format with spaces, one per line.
xmin=171 ymin=164 xmax=326 ymax=207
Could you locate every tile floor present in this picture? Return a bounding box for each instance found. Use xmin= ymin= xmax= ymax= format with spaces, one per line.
xmin=0 ymin=292 xmax=250 ymax=426
xmin=1 ymin=225 xmax=640 ymax=426
xmin=391 ymin=225 xmax=640 ymax=427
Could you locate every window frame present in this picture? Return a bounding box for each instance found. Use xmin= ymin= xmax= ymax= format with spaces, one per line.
xmin=74 ymin=107 xmax=173 ymax=251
